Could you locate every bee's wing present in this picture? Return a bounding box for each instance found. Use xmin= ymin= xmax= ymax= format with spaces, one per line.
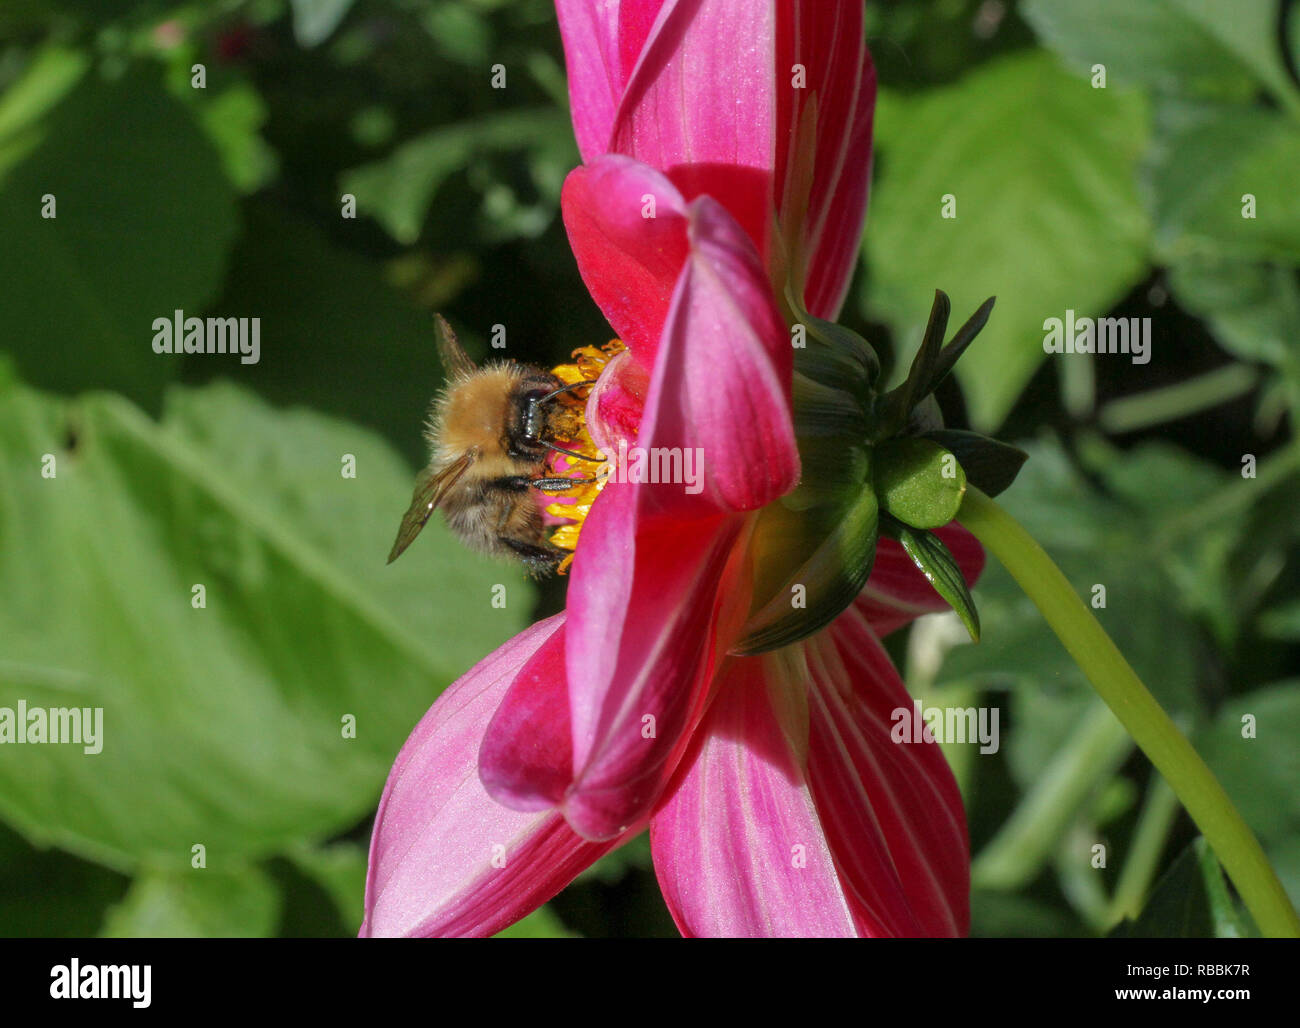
xmin=433 ymin=314 xmax=477 ymax=380
xmin=386 ymin=453 xmax=474 ymax=564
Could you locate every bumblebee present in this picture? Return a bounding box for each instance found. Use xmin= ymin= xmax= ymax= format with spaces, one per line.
xmin=387 ymin=316 xmax=596 ymax=574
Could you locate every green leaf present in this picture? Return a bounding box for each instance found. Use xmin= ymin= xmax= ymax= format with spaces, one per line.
xmin=341 ymin=110 xmax=576 ymax=244
xmin=289 ymin=0 xmax=357 ymax=48
xmin=0 ymin=44 xmax=88 ymax=177
xmin=862 ymin=52 xmax=1150 ymax=430
xmin=1267 ymin=834 xmax=1300 ymax=912
xmin=1198 ymin=681 xmax=1300 ymax=846
xmin=891 ymin=519 xmax=980 ymax=641
xmin=1110 ymin=837 xmax=1248 ymax=938
xmin=971 ymin=890 xmax=1087 ymax=937
xmin=1144 ymin=101 xmax=1300 ymax=263
xmin=0 ymin=66 xmax=238 ymax=409
xmin=1258 ymin=601 xmax=1300 ymax=641
xmin=100 ymin=867 xmax=281 ymax=938
xmin=874 ymin=437 xmax=966 ymax=530
xmin=288 ymin=841 xmax=367 ymax=934
xmin=923 ymin=430 xmax=1028 ymax=498
xmin=1167 ymin=256 xmax=1300 ymax=370
xmin=1024 ymin=0 xmax=1300 ymax=106
xmin=191 ymin=84 xmax=279 ymax=194
xmin=0 ymin=380 xmax=533 ymax=870
xmin=0 ymin=822 xmax=128 ymax=937
xmin=422 ymin=3 xmax=496 ymax=67
xmin=1092 ymin=439 xmax=1231 ymax=518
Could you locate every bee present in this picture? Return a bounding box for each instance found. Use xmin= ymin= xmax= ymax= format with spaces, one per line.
xmin=387 ymin=315 xmax=598 ymax=575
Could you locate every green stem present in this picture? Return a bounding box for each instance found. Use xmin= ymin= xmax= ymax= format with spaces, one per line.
xmin=958 ymin=485 xmax=1300 ymax=938
xmin=1058 ymin=350 xmax=1095 ymax=421
xmin=1097 ymin=364 xmax=1259 ymax=435
xmin=1107 ymin=776 xmax=1180 ymax=928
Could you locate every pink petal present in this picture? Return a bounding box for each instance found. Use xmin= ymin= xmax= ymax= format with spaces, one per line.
xmin=560 ymin=497 xmax=746 ymax=841
xmin=554 ymin=0 xmax=668 ymax=162
xmin=561 ymin=195 xmax=799 ymax=841
xmin=561 ymin=155 xmax=690 ymax=363
xmin=610 ymin=0 xmax=775 ymax=259
xmin=584 ymin=348 xmax=648 ymax=458
xmin=558 ymin=1 xmax=877 ymax=310
xmin=478 ymin=621 xmax=572 ymax=811
xmin=362 ymin=614 xmax=620 ymax=937
xmin=566 ymin=163 xmax=800 ymax=496
xmin=649 ymin=656 xmax=861 ymax=937
xmin=776 ymin=0 xmax=876 ymax=319
xmin=806 ymin=607 xmax=971 ymax=936
xmin=648 ymin=195 xmax=798 ymax=514
xmin=856 ymin=522 xmax=986 ymax=637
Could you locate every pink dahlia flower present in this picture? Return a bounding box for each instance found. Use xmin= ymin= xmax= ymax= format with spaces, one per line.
xmin=362 ymin=0 xmax=985 ymax=938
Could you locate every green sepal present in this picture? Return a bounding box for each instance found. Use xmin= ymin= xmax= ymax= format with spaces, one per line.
xmin=905 ymin=393 xmax=945 ymax=436
xmin=874 ymin=437 xmax=966 ymax=530
xmin=921 ymin=295 xmax=995 ymax=399
xmin=873 ymin=290 xmax=951 ymax=440
xmin=922 ymin=429 xmax=1027 ymax=498
xmin=883 ymin=515 xmax=981 ymax=642
xmin=732 ymin=484 xmax=880 ymax=656
xmin=791 ymin=371 xmax=868 ymax=440
xmin=871 ymin=291 xmax=997 ymax=442
xmin=788 ymin=283 xmax=881 ymax=396
xmin=782 ymin=435 xmax=870 ymax=511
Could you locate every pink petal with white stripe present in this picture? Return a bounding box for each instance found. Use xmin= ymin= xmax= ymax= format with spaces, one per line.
xmin=808 ymin=606 xmax=971 ymax=936
xmin=610 ymin=0 xmax=776 ymax=257
xmin=775 ymin=0 xmax=876 ymax=319
xmin=649 ymin=656 xmax=860 ymax=937
xmin=554 ymin=0 xmax=668 ymax=161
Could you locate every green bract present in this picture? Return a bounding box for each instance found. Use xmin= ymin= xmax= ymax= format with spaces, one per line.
xmin=875 ymin=437 xmax=966 ymax=530
xmin=733 ymin=289 xmax=1024 ymax=654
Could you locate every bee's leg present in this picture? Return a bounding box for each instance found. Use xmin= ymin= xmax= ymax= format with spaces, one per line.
xmin=488 ymin=476 xmax=537 ymax=492
xmin=488 ymin=472 xmax=605 ymax=494
xmin=530 ymin=474 xmax=606 ymax=493
xmin=497 ymin=536 xmax=563 ymax=575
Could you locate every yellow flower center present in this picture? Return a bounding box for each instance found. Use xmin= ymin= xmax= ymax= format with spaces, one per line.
xmin=543 ymin=339 xmax=625 ymax=573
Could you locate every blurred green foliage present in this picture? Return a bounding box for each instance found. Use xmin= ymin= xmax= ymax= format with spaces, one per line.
xmin=0 ymin=0 xmax=1297 ymax=938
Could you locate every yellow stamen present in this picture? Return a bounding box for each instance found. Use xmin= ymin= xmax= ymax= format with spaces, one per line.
xmin=542 ymin=340 xmax=625 ymax=573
